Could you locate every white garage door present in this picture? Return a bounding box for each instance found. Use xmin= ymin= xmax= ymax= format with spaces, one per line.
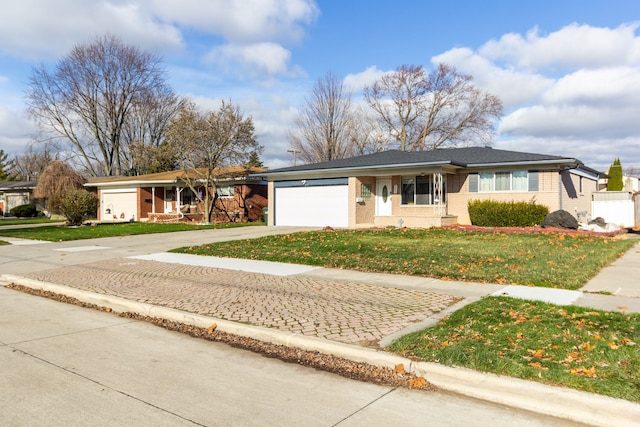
xmin=101 ymin=189 xmax=137 ymax=221
xmin=275 ymin=184 xmax=348 ymax=227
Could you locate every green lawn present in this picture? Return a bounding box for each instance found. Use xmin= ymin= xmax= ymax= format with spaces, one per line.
xmin=0 ymin=221 xmax=261 ymax=241
xmin=388 ymin=297 xmax=640 ymax=402
xmin=173 ymin=228 xmax=637 ymax=289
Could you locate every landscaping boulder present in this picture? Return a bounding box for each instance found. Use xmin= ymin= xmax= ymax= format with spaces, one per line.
xmin=542 ymin=210 xmax=579 ymax=229
xmin=589 ymin=217 xmax=606 ymax=227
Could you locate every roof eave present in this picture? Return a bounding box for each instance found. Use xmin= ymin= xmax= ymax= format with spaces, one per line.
xmin=466 ymin=159 xmax=580 ymax=168
xmin=256 ymin=160 xmax=457 ymax=179
xmin=85 ymin=179 xmax=181 ymax=187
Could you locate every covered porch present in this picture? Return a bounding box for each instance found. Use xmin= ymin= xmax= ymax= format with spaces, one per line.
xmin=354 ymin=172 xmax=456 ymax=228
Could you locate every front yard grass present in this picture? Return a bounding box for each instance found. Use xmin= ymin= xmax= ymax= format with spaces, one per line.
xmin=0 ymin=221 xmax=260 ymax=242
xmin=388 ymin=297 xmax=640 ymax=402
xmin=173 ymin=228 xmax=637 ymax=290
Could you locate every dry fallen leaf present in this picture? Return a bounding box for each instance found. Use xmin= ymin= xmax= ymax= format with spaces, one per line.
xmin=569 ymin=366 xmax=597 ymax=378
xmin=527 ymin=349 xmax=545 ymax=358
xmin=578 ymin=342 xmax=593 ymax=351
xmin=409 ymin=377 xmax=427 ymax=389
xmin=528 ymin=362 xmax=548 ymax=371
xmin=394 ymin=364 xmax=405 ymax=374
xmin=207 ymin=323 xmax=217 ymax=334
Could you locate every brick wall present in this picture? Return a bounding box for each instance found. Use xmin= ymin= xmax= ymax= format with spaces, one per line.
xmin=449 ymin=170 xmax=561 ymax=224
xmin=354 ymin=176 xmax=376 ymax=225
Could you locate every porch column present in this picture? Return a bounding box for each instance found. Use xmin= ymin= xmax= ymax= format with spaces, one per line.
xmin=434 ymin=172 xmax=445 ymax=215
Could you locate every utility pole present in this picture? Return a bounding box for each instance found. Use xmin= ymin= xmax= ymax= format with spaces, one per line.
xmin=287 ymin=149 xmax=300 ymax=166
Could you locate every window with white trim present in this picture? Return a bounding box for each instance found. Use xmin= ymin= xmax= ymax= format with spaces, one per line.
xmin=216 ymin=184 xmax=234 ymax=198
xmin=469 ymin=171 xmax=538 ymax=192
xmin=360 ymin=183 xmax=372 ymax=201
xmin=401 ymin=174 xmax=446 ymax=205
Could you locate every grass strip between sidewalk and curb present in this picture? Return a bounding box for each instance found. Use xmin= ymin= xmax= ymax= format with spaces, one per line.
xmin=387 ymin=296 xmax=640 ymax=403
xmin=0 ymin=221 xmax=261 ymax=241
xmin=172 ymin=228 xmax=637 ymax=290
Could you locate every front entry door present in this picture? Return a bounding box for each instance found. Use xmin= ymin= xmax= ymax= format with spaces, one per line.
xmin=376 ymin=179 xmax=392 ymax=216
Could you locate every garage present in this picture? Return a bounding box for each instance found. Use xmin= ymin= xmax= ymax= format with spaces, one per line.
xmin=274 ymin=179 xmax=348 ymax=227
xmin=100 ymin=188 xmax=137 ymax=221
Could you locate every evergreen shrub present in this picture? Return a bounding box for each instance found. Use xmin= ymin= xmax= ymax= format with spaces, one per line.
xmin=468 ymin=199 xmax=549 ymax=227
xmin=9 ymin=204 xmax=37 ymax=218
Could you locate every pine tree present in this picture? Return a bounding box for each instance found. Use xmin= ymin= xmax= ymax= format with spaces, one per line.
xmin=246 ymin=151 xmax=264 ymax=168
xmin=606 ymin=158 xmax=624 ymax=191
xmin=0 ymin=149 xmax=14 ymax=181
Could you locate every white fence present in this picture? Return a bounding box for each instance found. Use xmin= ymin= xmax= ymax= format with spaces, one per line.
xmin=591 ymin=191 xmax=637 ymax=228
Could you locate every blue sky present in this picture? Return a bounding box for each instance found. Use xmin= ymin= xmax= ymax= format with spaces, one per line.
xmin=1 ymin=0 xmax=639 ymax=172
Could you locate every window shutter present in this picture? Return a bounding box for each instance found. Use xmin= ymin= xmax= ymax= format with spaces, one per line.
xmin=468 ymin=173 xmax=478 ymax=192
xmin=528 ymin=171 xmax=539 ymax=191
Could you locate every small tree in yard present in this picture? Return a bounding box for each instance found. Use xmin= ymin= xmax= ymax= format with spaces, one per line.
xmin=34 ymin=160 xmax=86 ymax=216
xmin=49 ymin=189 xmax=98 ymax=226
xmin=165 ymin=101 xmax=261 ymax=223
xmin=606 ymin=158 xmax=624 ymax=191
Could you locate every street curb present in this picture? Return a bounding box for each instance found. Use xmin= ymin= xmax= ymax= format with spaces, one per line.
xmin=3 ymin=274 xmax=639 ymax=427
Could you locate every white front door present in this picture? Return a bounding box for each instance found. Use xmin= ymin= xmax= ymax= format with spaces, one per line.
xmin=376 ymin=179 xmax=392 ymax=216
xmin=164 ymin=188 xmax=175 ymax=213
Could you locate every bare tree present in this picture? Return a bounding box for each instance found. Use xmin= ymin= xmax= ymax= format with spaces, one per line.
xmin=349 ymin=107 xmax=392 ymax=156
xmin=365 ymin=63 xmax=503 ymax=151
xmin=165 ymin=101 xmax=261 ymax=223
xmin=11 ymin=145 xmax=58 ymax=181
xmin=26 ymin=34 xmax=183 ymax=176
xmin=288 ymin=72 xmax=356 ymax=163
xmin=623 ymin=165 xmax=640 ymax=178
xmin=120 ymin=88 xmax=186 ymax=174
xmin=364 ymin=65 xmax=428 ymax=152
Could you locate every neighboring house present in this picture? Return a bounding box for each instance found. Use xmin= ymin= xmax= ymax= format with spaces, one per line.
xmin=0 ymin=181 xmax=43 ymax=216
xmin=86 ymin=166 xmax=267 ymax=223
xmin=598 ymin=174 xmax=640 ymax=192
xmin=256 ymin=148 xmax=604 ymax=228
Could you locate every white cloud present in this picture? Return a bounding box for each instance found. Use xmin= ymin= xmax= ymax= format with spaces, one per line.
xmin=343 ymin=66 xmax=386 ymax=92
xmin=479 ymin=23 xmax=640 ymax=70
xmin=432 ymin=47 xmax=555 ymax=109
xmin=543 ymin=67 xmax=640 ymax=107
xmin=493 ymin=135 xmax=639 ymax=172
xmin=148 ymin=0 xmax=319 ymax=44
xmin=0 ymin=1 xmax=318 ymax=64
xmin=0 ymin=1 xmax=184 ymax=59
xmin=0 ymin=106 xmax=36 ymax=154
xmin=205 ymin=42 xmax=302 ymax=77
xmin=434 ymin=23 xmax=640 ymax=170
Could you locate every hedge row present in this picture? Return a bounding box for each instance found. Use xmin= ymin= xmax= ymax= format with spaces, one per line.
xmin=468 ymin=199 xmax=549 ymax=227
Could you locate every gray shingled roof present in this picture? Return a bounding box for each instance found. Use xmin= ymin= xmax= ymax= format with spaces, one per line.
xmin=262 ymin=147 xmax=582 ymax=175
xmin=0 ymin=181 xmax=36 ymax=191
